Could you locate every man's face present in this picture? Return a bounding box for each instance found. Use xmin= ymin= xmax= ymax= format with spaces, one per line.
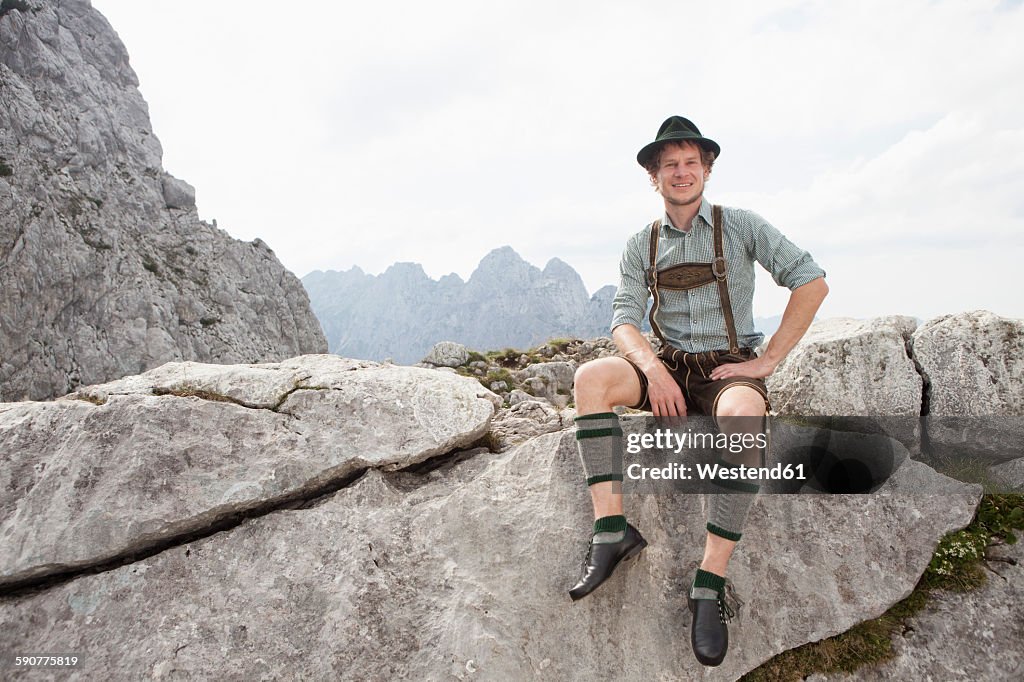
xmin=654 ymin=142 xmax=709 ymax=207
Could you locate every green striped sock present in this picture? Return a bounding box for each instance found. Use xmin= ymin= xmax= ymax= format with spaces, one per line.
xmin=691 ymin=568 xmax=725 ymax=600
xmin=707 ymin=460 xmax=760 ymax=542
xmin=593 ymin=515 xmax=627 ymax=544
xmin=574 ymin=412 xmax=623 ymax=486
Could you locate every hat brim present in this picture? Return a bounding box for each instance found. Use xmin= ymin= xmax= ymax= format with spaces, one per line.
xmin=637 ymin=133 xmax=720 ymax=169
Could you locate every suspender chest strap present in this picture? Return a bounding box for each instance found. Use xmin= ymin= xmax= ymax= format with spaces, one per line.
xmin=645 ymin=205 xmax=740 ymax=354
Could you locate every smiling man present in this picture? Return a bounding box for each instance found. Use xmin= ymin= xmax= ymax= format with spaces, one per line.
xmin=567 ymin=116 xmax=828 ymax=667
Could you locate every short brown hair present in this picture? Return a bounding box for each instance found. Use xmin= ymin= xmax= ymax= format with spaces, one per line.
xmin=643 ymin=140 xmax=716 ymax=177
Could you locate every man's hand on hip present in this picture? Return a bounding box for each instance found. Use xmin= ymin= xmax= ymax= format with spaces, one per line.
xmin=709 ymin=355 xmax=777 ymax=381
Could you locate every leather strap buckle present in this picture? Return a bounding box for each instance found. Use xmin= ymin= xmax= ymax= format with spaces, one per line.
xmin=712 ymin=256 xmax=727 ymax=280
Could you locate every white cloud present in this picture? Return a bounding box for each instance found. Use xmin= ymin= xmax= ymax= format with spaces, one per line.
xmin=89 ymin=0 xmax=1024 ymax=321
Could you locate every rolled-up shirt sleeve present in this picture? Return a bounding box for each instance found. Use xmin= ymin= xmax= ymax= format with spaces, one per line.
xmin=747 ymin=211 xmax=826 ymax=290
xmin=610 ymin=233 xmax=650 ymax=333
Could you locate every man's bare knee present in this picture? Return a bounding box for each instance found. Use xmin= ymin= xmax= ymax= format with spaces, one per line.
xmin=573 ymin=361 xmax=609 ymax=404
xmin=715 ymin=385 xmax=767 ymax=418
xmin=574 ymin=358 xmax=641 ymax=412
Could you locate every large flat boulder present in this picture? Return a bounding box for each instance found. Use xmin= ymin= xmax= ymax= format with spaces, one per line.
xmin=0 ymin=355 xmax=494 ymax=589
xmin=767 ymin=317 xmax=922 ymax=416
xmin=0 ymin=427 xmax=979 ymax=680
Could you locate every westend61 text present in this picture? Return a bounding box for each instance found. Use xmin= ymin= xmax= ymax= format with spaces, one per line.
xmin=625 ymin=428 xmax=768 ymax=455
xmin=626 ymin=462 xmax=806 ymax=481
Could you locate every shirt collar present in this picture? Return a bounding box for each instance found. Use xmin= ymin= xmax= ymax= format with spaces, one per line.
xmin=661 ymin=197 xmax=714 ymax=234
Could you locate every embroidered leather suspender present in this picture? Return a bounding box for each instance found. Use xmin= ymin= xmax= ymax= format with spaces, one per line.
xmin=645 ymin=205 xmax=740 ymax=354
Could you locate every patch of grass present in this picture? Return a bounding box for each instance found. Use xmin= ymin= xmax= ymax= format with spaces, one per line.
xmin=465 ymin=350 xmax=486 ymax=364
xmin=199 ymin=316 xmax=220 ymax=327
xmin=0 ymin=157 xmax=13 ymax=177
xmin=141 ymin=255 xmax=160 ymax=274
xmin=928 ymin=454 xmax=1006 ymax=492
xmin=547 ymin=337 xmax=573 ymax=351
xmin=486 ymin=347 xmax=522 ymax=368
xmin=482 ymin=368 xmax=515 ymax=390
xmin=741 ymin=493 xmax=1024 ymax=681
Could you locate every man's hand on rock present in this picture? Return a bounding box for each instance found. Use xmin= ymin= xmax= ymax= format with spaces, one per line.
xmin=709 ymin=356 xmax=777 ymax=381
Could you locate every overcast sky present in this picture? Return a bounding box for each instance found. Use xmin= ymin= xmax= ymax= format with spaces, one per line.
xmin=89 ymin=0 xmax=1024 ymax=321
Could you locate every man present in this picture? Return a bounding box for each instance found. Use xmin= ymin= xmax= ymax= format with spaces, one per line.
xmin=568 ymin=116 xmax=827 ymax=667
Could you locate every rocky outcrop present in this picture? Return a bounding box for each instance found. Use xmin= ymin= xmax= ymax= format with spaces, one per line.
xmin=488 ymin=398 xmax=569 ymax=450
xmin=3 ymin=312 xmax=1022 ymax=679
xmin=911 ymin=310 xmax=1024 ymax=417
xmin=908 ymin=312 xmax=1024 ymax=467
xmin=810 ymin=539 xmax=1024 ymax=681
xmin=0 ymin=0 xmax=326 ymax=402
xmin=521 ymin=361 xmax=576 ymax=408
xmin=0 ymin=355 xmax=495 ymax=589
xmin=767 ymin=316 xmax=922 ymax=416
xmin=303 ymin=248 xmax=616 ymax=364
xmin=0 ymin=425 xmax=980 ymax=680
xmin=422 ymin=341 xmax=470 ymax=368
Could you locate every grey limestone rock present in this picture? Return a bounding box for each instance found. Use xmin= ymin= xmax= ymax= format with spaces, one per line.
xmin=160 ymin=172 xmax=195 ymax=209
xmin=489 ymin=398 xmax=567 ymax=450
xmin=0 ymin=0 xmax=327 ymax=401
xmin=912 ymin=311 xmax=1024 ymax=463
xmin=990 ymin=458 xmax=1024 ymax=492
xmin=808 ymin=539 xmax=1024 ymax=681
xmin=524 ymin=358 xmax=581 ymax=405
xmin=508 ymin=388 xmax=533 ymax=405
xmin=422 ymin=341 xmax=469 ymax=368
xmin=767 ymin=316 xmax=922 ymax=416
xmin=912 ymin=310 xmax=1024 ymax=416
xmin=0 ymin=428 xmax=979 ymax=680
xmin=0 ymin=355 xmax=495 ymax=589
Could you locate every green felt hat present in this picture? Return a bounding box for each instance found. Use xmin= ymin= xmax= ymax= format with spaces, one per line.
xmin=636 ymin=116 xmax=720 ymax=168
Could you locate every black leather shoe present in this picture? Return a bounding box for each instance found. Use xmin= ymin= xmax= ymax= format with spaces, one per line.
xmin=687 ymin=589 xmax=737 ymax=667
xmin=568 ymin=524 xmax=647 ymax=601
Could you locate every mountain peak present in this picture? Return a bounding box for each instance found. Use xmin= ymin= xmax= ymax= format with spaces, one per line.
xmin=480 ymin=245 xmax=526 ymax=264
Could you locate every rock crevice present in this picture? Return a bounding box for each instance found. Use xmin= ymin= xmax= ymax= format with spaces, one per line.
xmin=0 ymin=355 xmax=497 ymax=592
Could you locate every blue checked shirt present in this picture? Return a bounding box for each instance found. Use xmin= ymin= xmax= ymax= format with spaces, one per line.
xmin=611 ymin=197 xmax=825 ymax=352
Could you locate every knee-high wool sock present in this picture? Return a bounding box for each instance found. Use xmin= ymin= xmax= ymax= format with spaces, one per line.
xmin=706 ymin=414 xmax=766 ymax=542
xmin=576 ymin=412 xmax=626 ymax=543
xmin=707 ymin=469 xmax=759 ymax=541
xmin=574 ymin=412 xmax=623 ymax=487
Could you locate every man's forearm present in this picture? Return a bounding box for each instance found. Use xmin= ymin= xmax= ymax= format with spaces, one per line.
xmin=612 ymin=324 xmax=661 ymax=374
xmin=761 ymin=277 xmax=828 ymax=368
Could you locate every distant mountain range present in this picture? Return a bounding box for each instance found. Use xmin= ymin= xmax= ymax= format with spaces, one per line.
xmin=302 ymin=247 xmax=784 ymax=364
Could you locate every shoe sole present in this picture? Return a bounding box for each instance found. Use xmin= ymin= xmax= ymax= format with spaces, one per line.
xmin=568 ymin=538 xmax=648 ymax=602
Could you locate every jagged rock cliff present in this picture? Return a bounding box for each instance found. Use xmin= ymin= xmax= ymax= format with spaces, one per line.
xmin=0 ymin=0 xmax=327 ymax=402
xmin=303 ymin=247 xmax=616 ymax=364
